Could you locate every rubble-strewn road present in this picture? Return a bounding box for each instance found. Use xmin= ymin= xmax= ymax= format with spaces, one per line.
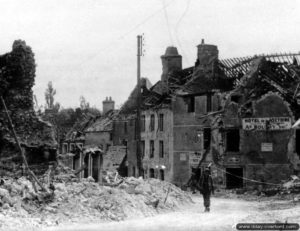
xmin=45 ymin=195 xmax=300 ymax=231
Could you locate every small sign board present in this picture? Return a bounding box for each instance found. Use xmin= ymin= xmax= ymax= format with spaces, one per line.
xmin=242 ymin=117 xmax=291 ymax=131
xmin=261 ymin=143 xmax=273 ymax=152
xmin=180 ymin=153 xmax=187 ymax=161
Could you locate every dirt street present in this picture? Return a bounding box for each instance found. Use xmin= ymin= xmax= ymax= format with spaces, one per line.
xmin=45 ymin=194 xmax=300 ymax=231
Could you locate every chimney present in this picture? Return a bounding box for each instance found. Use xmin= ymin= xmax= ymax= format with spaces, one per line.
xmin=196 ymin=39 xmax=218 ymax=67
xmin=160 ymin=46 xmax=182 ymax=82
xmin=102 ymin=96 xmax=115 ymax=115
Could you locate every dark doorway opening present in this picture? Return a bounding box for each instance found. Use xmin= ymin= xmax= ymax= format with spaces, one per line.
xmin=296 ymin=130 xmax=300 ymax=158
xmin=92 ymin=154 xmax=99 ymax=182
xmin=226 ymin=168 xmax=243 ymax=189
xmin=84 ymin=154 xmax=89 ymax=178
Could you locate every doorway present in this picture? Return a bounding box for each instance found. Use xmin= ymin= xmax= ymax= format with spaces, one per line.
xmin=226 ymin=168 xmax=243 ymax=189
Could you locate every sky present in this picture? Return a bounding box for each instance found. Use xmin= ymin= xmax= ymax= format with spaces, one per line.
xmin=0 ymin=0 xmax=299 ymax=110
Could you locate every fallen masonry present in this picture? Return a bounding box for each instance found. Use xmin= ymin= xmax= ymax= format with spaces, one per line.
xmin=0 ymin=164 xmax=193 ymax=230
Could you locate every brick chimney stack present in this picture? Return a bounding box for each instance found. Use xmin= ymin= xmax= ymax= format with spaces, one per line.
xmin=102 ymin=96 xmax=115 ymax=115
xmin=161 ymin=46 xmax=182 ymax=83
xmin=196 ymin=39 xmax=219 ymax=67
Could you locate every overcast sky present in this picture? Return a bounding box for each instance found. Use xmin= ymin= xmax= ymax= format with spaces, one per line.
xmin=0 ymin=0 xmax=299 ymax=110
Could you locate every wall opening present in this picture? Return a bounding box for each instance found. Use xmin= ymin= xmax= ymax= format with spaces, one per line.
xmin=226 ymin=129 xmax=240 ymax=152
xmin=158 ymin=113 xmax=164 ymax=131
xmin=159 ymin=169 xmax=165 ymax=181
xmin=231 ymin=94 xmax=242 ymax=104
xmin=149 ymin=168 xmax=155 ymax=178
xmin=83 ymin=154 xmax=89 ymax=178
xmin=150 ymin=140 xmax=154 ymax=158
xmin=150 ymin=114 xmax=155 ymax=131
xmin=187 ymin=96 xmax=195 ymax=113
xmin=226 ymin=168 xmax=243 ymax=189
xmin=203 ymin=128 xmax=211 ymax=150
xmin=159 ymin=140 xmax=164 ymax=158
xmin=92 ymin=154 xmax=99 ymax=182
xmin=141 ymin=115 xmax=145 ymax=132
xmin=206 ymin=94 xmax=212 ymax=113
xmin=296 ymin=130 xmax=300 ymax=157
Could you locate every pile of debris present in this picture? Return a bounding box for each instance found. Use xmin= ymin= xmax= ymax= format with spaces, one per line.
xmin=0 ymin=165 xmax=193 ymax=230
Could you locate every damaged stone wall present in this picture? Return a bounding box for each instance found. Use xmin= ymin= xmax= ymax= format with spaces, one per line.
xmin=0 ymin=40 xmax=57 ymax=175
xmin=211 ymin=91 xmax=295 ymax=189
xmin=141 ymin=108 xmax=173 ymax=182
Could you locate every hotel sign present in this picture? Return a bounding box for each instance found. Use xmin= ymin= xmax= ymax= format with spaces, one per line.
xmin=242 ymin=117 xmax=291 ymax=131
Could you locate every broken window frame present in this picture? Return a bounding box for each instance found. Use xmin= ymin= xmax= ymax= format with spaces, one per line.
xmin=159 ymin=140 xmax=164 ymax=158
xmin=70 ymin=143 xmax=75 ymax=153
xmin=62 ymin=143 xmax=68 ymax=154
xmin=150 ymin=140 xmax=154 ymax=158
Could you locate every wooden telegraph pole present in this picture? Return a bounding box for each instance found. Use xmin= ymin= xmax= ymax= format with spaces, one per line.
xmin=136 ymin=34 xmax=143 ymax=177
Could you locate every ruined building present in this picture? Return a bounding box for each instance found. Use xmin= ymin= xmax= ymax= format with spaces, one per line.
xmin=0 ymin=40 xmax=57 ymax=175
xmin=125 ymin=40 xmax=300 ymax=189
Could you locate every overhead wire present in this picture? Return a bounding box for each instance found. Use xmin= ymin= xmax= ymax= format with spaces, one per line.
xmin=161 ymin=0 xmax=174 ymax=45
xmin=174 ymin=0 xmax=192 ymax=65
xmin=79 ymin=0 xmax=177 ymax=67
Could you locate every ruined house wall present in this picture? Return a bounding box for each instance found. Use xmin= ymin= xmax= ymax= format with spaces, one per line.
xmin=85 ymin=132 xmax=112 ymax=151
xmin=113 ymin=117 xmax=136 ymax=176
xmin=213 ymin=93 xmax=295 ymax=189
xmin=172 ymin=93 xmax=220 ymax=186
xmin=141 ymin=108 xmax=173 ymax=182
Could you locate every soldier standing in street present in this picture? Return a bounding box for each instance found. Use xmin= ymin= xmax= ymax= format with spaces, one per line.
xmin=198 ymin=166 xmax=214 ymax=212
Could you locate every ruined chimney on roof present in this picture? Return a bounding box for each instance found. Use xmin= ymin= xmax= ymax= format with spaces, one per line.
xmin=196 ymin=39 xmax=218 ymax=67
xmin=102 ymin=96 xmax=115 ymax=115
xmin=161 ymin=46 xmax=182 ymax=82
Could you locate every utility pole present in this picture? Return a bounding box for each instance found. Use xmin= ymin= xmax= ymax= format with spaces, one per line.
xmin=136 ymin=34 xmax=144 ymax=177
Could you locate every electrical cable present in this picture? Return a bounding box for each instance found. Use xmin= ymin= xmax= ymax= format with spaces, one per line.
xmin=212 ymin=164 xmax=283 ymax=187
xmin=161 ymin=0 xmax=174 ymax=45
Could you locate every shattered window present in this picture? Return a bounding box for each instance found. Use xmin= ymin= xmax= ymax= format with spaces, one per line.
xmin=150 ymin=140 xmax=154 ymax=158
xmin=226 ymin=129 xmax=240 ymax=152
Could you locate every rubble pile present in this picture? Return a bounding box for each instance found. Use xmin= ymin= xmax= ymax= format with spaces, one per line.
xmin=0 ymin=167 xmax=193 ymax=230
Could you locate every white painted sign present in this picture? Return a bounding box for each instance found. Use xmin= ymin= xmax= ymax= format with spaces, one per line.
xmin=261 ymin=143 xmax=273 ymax=152
xmin=180 ymin=153 xmax=187 ymax=161
xmin=242 ymin=117 xmax=291 ymax=131
xmin=189 ymin=152 xmax=203 ymax=167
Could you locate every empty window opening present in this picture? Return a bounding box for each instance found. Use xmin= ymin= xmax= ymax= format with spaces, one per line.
xmin=158 ymin=114 xmax=164 ymax=131
xmin=73 ymin=153 xmax=80 ymax=171
xmin=141 ymin=140 xmax=145 ymax=158
xmin=203 ymin=128 xmax=211 ymax=150
xmin=206 ymin=94 xmax=212 ymax=113
xmin=124 ymin=121 xmax=128 ymax=134
xmin=231 ymin=95 xmax=242 ymax=104
xmin=187 ymin=96 xmax=195 ymax=113
xmin=149 ymin=168 xmax=155 ymax=178
xmin=296 ymin=130 xmax=300 ymax=157
xmin=83 ymin=154 xmax=89 ymax=178
xmin=150 ymin=140 xmax=154 ymax=158
xmin=159 ymin=169 xmax=165 ymax=181
xmin=150 ymin=114 xmax=155 ymax=131
xmin=159 ymin=141 xmax=164 ymax=158
xmin=141 ymin=115 xmax=146 ymax=132
xmin=226 ymin=168 xmax=243 ymax=189
xmin=62 ymin=143 xmax=68 ymax=154
xmin=226 ymin=129 xmax=240 ymax=152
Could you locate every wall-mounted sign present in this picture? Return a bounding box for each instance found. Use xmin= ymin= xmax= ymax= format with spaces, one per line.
xmin=242 ymin=117 xmax=291 ymax=131
xmin=189 ymin=152 xmax=202 ymax=167
xmin=180 ymin=153 xmax=187 ymax=161
xmin=261 ymin=143 xmax=273 ymax=152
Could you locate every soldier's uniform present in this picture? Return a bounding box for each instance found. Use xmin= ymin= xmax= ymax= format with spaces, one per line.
xmin=199 ymin=167 xmax=214 ymax=212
